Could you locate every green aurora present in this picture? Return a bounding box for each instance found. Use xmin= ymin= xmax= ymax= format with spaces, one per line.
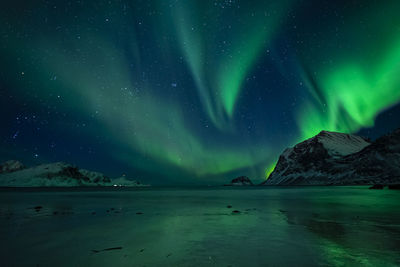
xmin=297 ymin=1 xmax=400 ymax=140
xmin=1 ymin=0 xmax=400 ymax=183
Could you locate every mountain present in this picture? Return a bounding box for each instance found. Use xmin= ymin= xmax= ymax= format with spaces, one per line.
xmin=224 ymin=176 xmax=254 ymax=186
xmin=0 ymin=160 xmax=25 ymax=173
xmin=0 ymin=161 xmax=148 ymax=187
xmin=263 ymin=129 xmax=400 ymax=185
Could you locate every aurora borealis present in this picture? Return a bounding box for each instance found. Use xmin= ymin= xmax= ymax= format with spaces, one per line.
xmin=1 ymin=0 xmax=400 ymax=184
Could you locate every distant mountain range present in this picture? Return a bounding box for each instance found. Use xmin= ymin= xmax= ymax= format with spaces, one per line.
xmin=4 ymin=128 xmax=400 ymax=187
xmin=0 ymin=160 xmax=148 ymax=187
xmin=263 ymin=128 xmax=400 ymax=185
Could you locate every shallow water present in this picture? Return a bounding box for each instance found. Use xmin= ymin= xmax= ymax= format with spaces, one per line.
xmin=0 ymin=186 xmax=399 ymax=266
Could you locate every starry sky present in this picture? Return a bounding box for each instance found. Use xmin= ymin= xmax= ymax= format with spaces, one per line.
xmin=1 ymin=0 xmax=400 ymax=185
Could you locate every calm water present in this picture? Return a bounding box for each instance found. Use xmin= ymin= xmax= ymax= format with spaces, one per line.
xmin=0 ymin=186 xmax=399 ymax=266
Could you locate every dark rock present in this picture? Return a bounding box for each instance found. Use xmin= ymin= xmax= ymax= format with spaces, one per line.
xmin=232 ymin=210 xmax=240 ymax=214
xmin=92 ymin=247 xmax=123 ymax=253
xmin=227 ymin=205 xmax=232 ymax=208
xmin=388 ymin=184 xmax=400 ymax=190
xmin=369 ymin=184 xmax=385 ymax=189
xmin=136 ymin=212 xmax=143 ymax=215
xmin=45 ymin=165 xmax=89 ymax=183
xmin=226 ymin=176 xmax=254 ymax=186
xmin=34 ymin=206 xmax=42 ymax=212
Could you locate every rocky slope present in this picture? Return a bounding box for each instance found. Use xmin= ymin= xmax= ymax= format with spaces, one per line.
xmin=263 ymin=129 xmax=400 ymax=185
xmin=0 ymin=160 xmax=26 ymax=173
xmin=0 ymin=161 xmax=147 ymax=187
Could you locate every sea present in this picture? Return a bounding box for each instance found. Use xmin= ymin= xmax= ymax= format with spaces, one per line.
xmin=0 ymin=186 xmax=399 ymax=266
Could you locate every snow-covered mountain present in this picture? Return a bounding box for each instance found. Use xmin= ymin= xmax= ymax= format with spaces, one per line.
xmin=263 ymin=129 xmax=400 ymax=185
xmin=0 ymin=161 xmax=148 ymax=187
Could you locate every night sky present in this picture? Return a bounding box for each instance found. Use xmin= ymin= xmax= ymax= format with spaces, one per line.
xmin=1 ymin=0 xmax=400 ymax=185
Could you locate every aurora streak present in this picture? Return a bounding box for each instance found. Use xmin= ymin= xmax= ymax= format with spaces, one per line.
xmin=1 ymin=0 xmax=400 ymax=184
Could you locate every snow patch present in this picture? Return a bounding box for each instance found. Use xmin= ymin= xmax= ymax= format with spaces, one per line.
xmin=317 ymin=131 xmax=370 ymax=157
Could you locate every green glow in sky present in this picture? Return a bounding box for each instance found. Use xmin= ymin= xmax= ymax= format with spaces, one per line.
xmin=298 ymin=38 xmax=400 ymax=140
xmin=293 ymin=1 xmax=400 ymax=142
xmin=1 ymin=0 xmax=400 ymax=183
xmin=174 ymin=1 xmax=290 ymax=129
xmin=25 ymin=35 xmax=272 ymax=180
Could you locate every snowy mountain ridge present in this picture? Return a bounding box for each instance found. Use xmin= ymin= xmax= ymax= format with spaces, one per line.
xmin=0 ymin=161 xmax=148 ymax=187
xmin=263 ymin=128 xmax=400 ymax=185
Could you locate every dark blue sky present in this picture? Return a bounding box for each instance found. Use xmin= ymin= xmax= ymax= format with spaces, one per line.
xmin=1 ymin=0 xmax=400 ymax=185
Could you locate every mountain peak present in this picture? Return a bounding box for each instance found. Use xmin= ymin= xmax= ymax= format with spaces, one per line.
xmin=264 ymin=128 xmax=400 ymax=185
xmin=314 ymin=130 xmax=370 ymax=157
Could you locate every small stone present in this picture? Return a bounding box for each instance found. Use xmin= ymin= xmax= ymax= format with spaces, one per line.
xmin=34 ymin=206 xmax=42 ymax=212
